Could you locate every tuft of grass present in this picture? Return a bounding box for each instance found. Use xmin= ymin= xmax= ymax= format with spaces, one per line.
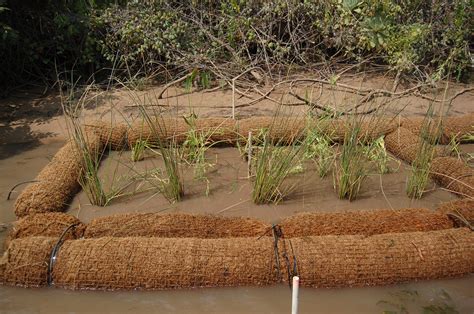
xmin=181 ymin=113 xmax=220 ymax=196
xmin=303 ymin=117 xmax=335 ymax=178
xmin=334 ymin=121 xmax=368 ymax=201
xmin=252 ymin=128 xmax=302 ymax=204
xmin=363 ymin=136 xmax=392 ymax=174
xmin=75 ymin=132 xmax=108 ymax=206
xmin=131 ymin=139 xmax=147 ymax=162
xmin=60 ymin=83 xmax=133 ymax=207
xmin=139 ymin=108 xmax=184 ymax=203
xmin=406 ymin=105 xmax=441 ymax=199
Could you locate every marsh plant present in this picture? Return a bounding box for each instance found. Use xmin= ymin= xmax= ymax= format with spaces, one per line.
xmin=131 ymin=139 xmax=147 ymax=162
xmin=181 ymin=113 xmax=222 ymax=196
xmin=363 ymin=136 xmax=392 ymax=174
xmin=139 ymin=108 xmax=184 ymax=202
xmin=334 ymin=120 xmax=369 ymax=201
xmin=303 ymin=118 xmax=335 ymax=178
xmin=406 ymin=106 xmax=441 ymax=199
xmin=61 ymin=83 xmax=135 ymax=207
xmin=252 ymin=129 xmax=302 ymax=204
xmin=73 ymin=126 xmax=108 ymax=206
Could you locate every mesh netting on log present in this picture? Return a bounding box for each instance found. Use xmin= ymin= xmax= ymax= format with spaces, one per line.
xmin=384 ymin=127 xmax=444 ymax=164
xmin=322 ymin=118 xmax=398 ymax=143
xmin=2 ymin=229 xmax=473 ymax=290
xmin=402 ymin=114 xmax=474 ymax=144
xmin=0 ymin=237 xmax=56 ymax=287
xmin=127 ymin=117 xmax=237 ymax=147
xmin=6 ymin=213 xmax=85 ymax=248
xmin=84 ymin=213 xmax=270 ymax=238
xmin=437 ymin=199 xmax=474 ymax=227
xmin=53 ymin=236 xmax=277 ymax=290
xmin=430 ymin=157 xmax=474 ymax=198
xmin=14 ymin=135 xmax=103 ymax=218
xmin=279 ymin=208 xmax=453 ymax=237
xmin=84 ymin=121 xmax=129 ymax=150
xmin=127 ymin=116 xmax=398 ymax=147
xmin=280 ymin=228 xmax=474 ymax=288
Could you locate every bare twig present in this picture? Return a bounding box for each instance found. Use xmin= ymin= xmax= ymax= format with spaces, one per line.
xmin=157 ymin=72 xmax=193 ymax=99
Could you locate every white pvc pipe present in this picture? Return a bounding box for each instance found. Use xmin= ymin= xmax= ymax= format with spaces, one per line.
xmin=291 ymin=276 xmax=300 ymax=314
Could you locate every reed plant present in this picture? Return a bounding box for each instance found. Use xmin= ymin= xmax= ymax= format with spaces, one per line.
xmin=139 ymin=107 xmax=184 ymax=202
xmin=334 ymin=120 xmax=369 ymax=201
xmin=181 ymin=113 xmax=224 ymax=196
xmin=131 ymin=139 xmax=147 ymax=162
xmin=62 ymin=83 xmax=143 ymax=206
xmin=303 ymin=116 xmax=335 ymax=178
xmin=252 ymin=116 xmax=303 ymax=204
xmin=406 ymin=105 xmax=441 ymax=199
xmin=363 ymin=136 xmax=391 ymax=174
xmin=72 ymin=122 xmax=108 ymax=206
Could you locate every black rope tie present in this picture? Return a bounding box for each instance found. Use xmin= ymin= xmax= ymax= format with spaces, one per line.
xmin=260 ymin=224 xmax=300 ymax=286
xmin=447 ymin=212 xmax=474 ymax=231
xmin=277 ymin=226 xmax=299 ymax=288
xmin=271 ymin=224 xmax=283 ymax=283
xmin=47 ymin=223 xmax=80 ymax=286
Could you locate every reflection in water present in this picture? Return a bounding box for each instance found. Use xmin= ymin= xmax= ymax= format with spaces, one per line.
xmin=0 ymin=277 xmax=473 ymax=314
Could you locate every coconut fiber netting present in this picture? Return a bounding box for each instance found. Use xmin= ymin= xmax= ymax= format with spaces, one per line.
xmin=280 ymin=228 xmax=474 ymax=288
xmin=6 ymin=213 xmax=84 ymax=248
xmin=127 ymin=117 xmax=237 ymax=147
xmin=402 ymin=114 xmax=474 ymax=144
xmin=1 ymin=228 xmax=472 ymax=290
xmin=82 ymin=209 xmax=453 ymax=239
xmin=84 ymin=121 xmax=129 ymax=150
xmin=1 ymin=236 xmax=278 ymax=290
xmin=127 ymin=116 xmax=399 ymax=147
xmin=437 ymin=199 xmax=474 ymax=227
xmin=0 ymin=237 xmax=56 ymax=287
xmin=430 ymin=157 xmax=474 ymax=198
xmin=14 ymin=135 xmax=102 ymax=218
xmin=279 ymin=208 xmax=453 ymax=237
xmin=384 ymin=127 xmax=444 ymax=164
xmin=84 ymin=213 xmax=270 ymax=238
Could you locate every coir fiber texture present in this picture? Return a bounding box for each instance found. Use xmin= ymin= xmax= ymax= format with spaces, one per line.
xmin=84 ymin=121 xmax=129 ymax=150
xmin=7 ymin=213 xmax=85 ymax=247
xmin=437 ymin=199 xmax=474 ymax=227
xmin=430 ymin=157 xmax=474 ymax=198
xmin=127 ymin=116 xmax=398 ymax=147
xmin=127 ymin=117 xmax=237 ymax=147
xmin=385 ymin=127 xmax=444 ymax=164
xmin=2 ymin=229 xmax=472 ymax=290
xmin=280 ymin=228 xmax=474 ymax=288
xmin=402 ymin=114 xmax=473 ymax=144
xmin=14 ymin=136 xmax=102 ymax=218
xmin=84 ymin=213 xmax=270 ymax=238
xmin=279 ymin=208 xmax=453 ymax=237
xmin=0 ymin=237 xmax=56 ymax=287
xmin=52 ymin=236 xmax=277 ymax=290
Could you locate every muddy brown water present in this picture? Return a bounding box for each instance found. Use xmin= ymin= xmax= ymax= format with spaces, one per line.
xmin=1 ymin=142 xmax=474 ymax=313
xmin=69 ymin=146 xmax=461 ymax=223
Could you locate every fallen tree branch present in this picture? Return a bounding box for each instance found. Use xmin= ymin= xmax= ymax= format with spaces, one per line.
xmin=157 ymin=72 xmax=194 ymax=99
xmin=414 ymin=87 xmax=474 ymax=104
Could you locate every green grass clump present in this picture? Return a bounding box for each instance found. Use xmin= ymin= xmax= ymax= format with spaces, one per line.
xmin=334 ymin=122 xmax=368 ymax=201
xmin=131 ymin=139 xmax=147 ymax=162
xmin=181 ymin=113 xmax=226 ymax=196
xmin=363 ymin=136 xmax=391 ymax=174
xmin=303 ymin=120 xmax=335 ymax=178
xmin=252 ymin=129 xmax=302 ymax=204
xmin=406 ymin=107 xmax=441 ymax=199
xmin=140 ymin=108 xmax=184 ymax=203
